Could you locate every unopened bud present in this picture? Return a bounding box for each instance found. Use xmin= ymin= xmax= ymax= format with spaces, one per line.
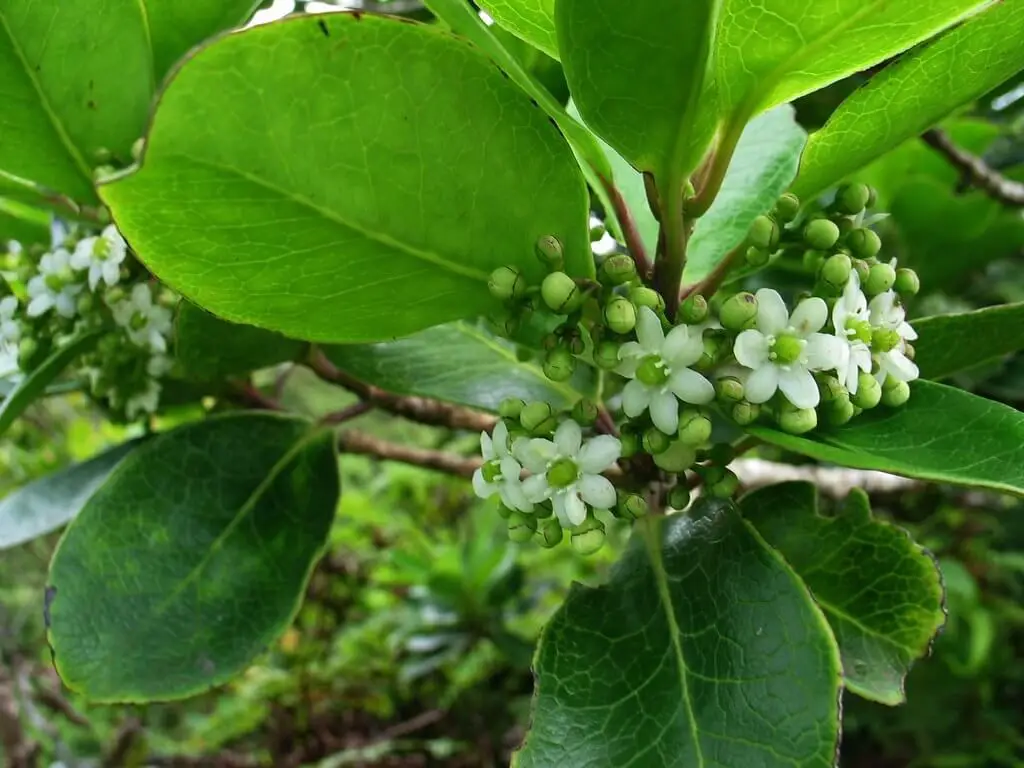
xmin=847 ymin=228 xmax=882 ymax=260
xmin=520 ymin=402 xmax=556 ymax=434
xmin=803 ymin=249 xmax=826 ymax=273
xmin=820 ymin=253 xmax=852 ymax=290
xmin=654 ymin=440 xmax=697 ymax=472
xmin=543 ymin=347 xmax=576 ymax=382
xmin=824 ymin=395 xmax=855 ymax=426
xmin=668 ymin=484 xmax=691 ymax=510
xmin=642 ymin=427 xmax=672 ymax=455
xmin=589 ymin=220 xmax=607 ymax=242
xmin=594 ymin=339 xmax=623 ymax=369
xmin=881 ymin=379 xmax=911 ymax=407
xmin=748 ymin=215 xmax=779 ymax=250
xmin=541 ymin=272 xmax=582 ymax=314
xmin=495 ymin=503 xmax=514 ymax=520
xmin=539 ymin=518 xmax=563 ymax=548
xmin=864 ymin=263 xmax=896 ymax=296
xmin=774 ymin=192 xmax=800 ymax=223
xmin=17 ymin=337 xmax=38 ymax=370
xmin=604 ymin=296 xmax=637 ymax=335
xmin=803 ymin=219 xmax=840 ymax=250
xmin=679 ymin=294 xmax=708 ymax=325
xmin=572 ymin=398 xmax=599 ymax=426
xmin=507 ymin=511 xmax=537 ymax=543
xmin=707 ymin=469 xmax=739 ymax=499
xmin=619 ymin=430 xmax=640 ymax=458
xmin=731 ymin=400 xmax=760 ymax=426
xmin=835 ymin=183 xmax=871 ymax=215
xmin=601 ymin=254 xmax=637 ymax=285
xmin=571 ymin=516 xmax=606 ymax=556
xmin=852 ymin=258 xmax=871 ymax=284
xmin=851 ymin=371 xmax=882 ymax=409
xmin=894 ymin=268 xmax=920 ymax=297
xmin=779 ymin=405 xmax=817 ymax=434
xmin=677 ymin=409 xmax=712 ymax=446
xmin=535 ymin=235 xmax=564 ymax=269
xmin=617 ymin=494 xmax=648 ymax=521
xmin=719 ymin=292 xmax=758 ymax=331
xmin=715 ymin=376 xmax=744 ymax=404
xmin=629 ymin=286 xmax=664 ymax=312
xmin=745 ymin=246 xmax=770 ymax=268
xmin=695 ymin=333 xmax=724 ymax=371
xmin=817 ymin=375 xmax=846 ymax=403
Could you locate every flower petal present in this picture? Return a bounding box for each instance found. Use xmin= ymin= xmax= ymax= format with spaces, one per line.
xmin=55 ymin=292 xmax=77 ymax=319
xmin=472 ymin=470 xmax=493 ymax=499
xmin=578 ymin=435 xmax=622 ymax=473
xmin=480 ymin=431 xmax=494 ymax=460
xmin=562 ymin=490 xmax=588 ymax=527
xmin=516 ymin=439 xmax=556 ymax=474
xmin=522 ymin=474 xmax=551 ymax=503
xmin=885 ymin=350 xmax=919 ymax=382
xmin=622 ymin=379 xmax=652 ymax=418
xmin=790 ymin=297 xmax=827 ymax=335
xmin=552 ymin=493 xmax=571 ymax=528
xmin=734 ymin=329 xmax=770 ymax=369
xmin=805 ymin=333 xmax=846 ymax=372
xmin=755 ymin=288 xmax=788 ymax=334
xmin=492 ymin=422 xmax=509 ymax=456
xmin=650 ymin=390 xmax=680 ymax=434
xmin=70 ymin=240 xmax=94 ymax=270
xmin=579 ymin=474 xmax=616 ymax=510
xmin=554 ymin=419 xmax=582 ymax=457
xmin=0 ymin=296 xmax=17 ymax=317
xmin=663 ymin=325 xmax=704 ymax=366
xmin=635 ymin=306 xmax=665 ymax=351
xmin=745 ymin=364 xmax=780 ymax=404
xmin=502 ymin=480 xmax=534 ymax=513
xmin=668 ymin=367 xmax=715 ymax=404
xmin=778 ymin=366 xmax=820 ymax=409
xmin=27 ymin=294 xmax=54 ymax=318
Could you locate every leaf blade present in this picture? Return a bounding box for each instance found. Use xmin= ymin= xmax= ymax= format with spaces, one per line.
xmin=912 ymin=303 xmax=1024 ymax=381
xmin=476 ymin=0 xmax=558 ymax=60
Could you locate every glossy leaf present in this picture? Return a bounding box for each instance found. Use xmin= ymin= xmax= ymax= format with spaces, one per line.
xmin=793 ymin=0 xmax=1024 ymax=198
xmin=327 ymin=321 xmax=583 ymax=412
xmin=714 ymin=0 xmax=992 ymax=120
xmin=47 ymin=413 xmax=339 ymax=702
xmin=175 ymin=301 xmax=304 ymax=380
xmin=683 ymin=106 xmax=806 ymax=285
xmin=557 ymin=0 xmax=719 ymax=177
xmin=0 ymin=330 xmax=100 ymax=437
xmin=750 ymin=381 xmax=1024 ymax=496
xmin=0 ymin=1 xmax=154 ymax=202
xmin=0 ymin=440 xmax=140 ymax=550
xmin=0 ymin=196 xmax=48 ymax=245
xmin=515 ymin=502 xmax=841 ymax=768
xmin=914 ymin=303 xmax=1024 ymax=381
xmin=143 ymin=0 xmax=260 ymax=81
xmin=476 ymin=0 xmax=558 ymax=60
xmin=742 ymin=483 xmax=945 ymax=705
xmin=101 ymin=13 xmax=590 ymax=343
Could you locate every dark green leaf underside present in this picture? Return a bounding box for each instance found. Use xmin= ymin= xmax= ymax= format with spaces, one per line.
xmin=913 ymin=303 xmax=1024 ymax=380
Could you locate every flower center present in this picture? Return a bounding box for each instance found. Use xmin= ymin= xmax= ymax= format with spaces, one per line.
xmin=546 ymin=458 xmax=579 ymax=489
xmin=871 ymin=328 xmax=901 ymax=353
xmin=845 ymin=317 xmax=873 ymax=344
xmin=481 ymin=459 xmax=502 ymax=483
xmin=94 ymin=238 xmax=111 ymax=260
xmin=130 ymin=311 xmax=149 ymax=331
xmin=769 ymin=333 xmax=804 ymax=365
xmin=636 ymin=354 xmax=669 ymax=386
xmin=44 ymin=273 xmax=64 ymax=291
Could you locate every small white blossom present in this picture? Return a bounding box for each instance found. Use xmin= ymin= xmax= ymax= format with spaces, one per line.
xmin=0 ymin=340 xmax=19 ymax=379
xmin=616 ymin=307 xmax=715 ymax=434
xmin=734 ymin=289 xmax=846 ymax=409
xmin=111 ymin=283 xmax=172 ymax=353
xmin=147 ymin=354 xmax=173 ymax=378
xmin=70 ymin=224 xmax=127 ymax=291
xmin=125 ymin=379 xmax=162 ymax=420
xmin=869 ymin=290 xmax=919 ymax=384
xmin=515 ymin=420 xmax=620 ymax=528
xmin=831 ymin=273 xmax=873 ymax=394
xmin=472 ymin=421 xmax=533 ymax=513
xmin=0 ymin=296 xmax=20 ymax=344
xmin=26 ymin=249 xmax=82 ymax=318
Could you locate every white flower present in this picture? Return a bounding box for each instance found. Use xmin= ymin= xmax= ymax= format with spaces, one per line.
xmin=831 ymin=273 xmax=873 ymax=394
xmin=515 ymin=420 xmax=620 ymax=528
xmin=869 ymin=290 xmax=919 ymax=384
xmin=111 ymin=283 xmax=172 ymax=353
xmin=0 ymin=296 xmax=20 ymax=344
xmin=147 ymin=354 xmax=173 ymax=378
xmin=125 ymin=379 xmax=162 ymax=420
xmin=734 ymin=289 xmax=846 ymax=409
xmin=70 ymin=224 xmax=127 ymax=291
xmin=472 ymin=421 xmax=533 ymax=513
xmin=0 ymin=340 xmax=19 ymax=379
xmin=26 ymin=249 xmax=82 ymax=318
xmin=616 ymin=307 xmax=715 ymax=434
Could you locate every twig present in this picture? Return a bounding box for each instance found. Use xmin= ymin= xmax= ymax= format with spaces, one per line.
xmin=680 ymin=243 xmax=746 ymax=300
xmin=338 ymin=431 xmax=483 ymax=478
xmin=103 ymin=718 xmax=142 ymax=768
xmin=319 ymin=401 xmax=374 ymax=426
xmin=686 ymin=117 xmax=746 ymax=217
xmin=730 ymin=458 xmax=921 ymax=498
xmin=922 ymin=128 xmax=1024 ymax=207
xmin=600 ymin=176 xmax=652 ymax=280
xmin=308 ymin=348 xmax=496 ymax=433
xmin=33 ymin=681 xmax=89 ymax=726
xmin=0 ymin=664 xmax=38 ymax=768
xmin=374 ymin=708 xmax=445 ymax=742
xmin=230 ymin=381 xmax=283 ymax=411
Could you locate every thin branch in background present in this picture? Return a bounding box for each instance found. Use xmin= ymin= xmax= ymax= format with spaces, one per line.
xmin=230 ymin=381 xmax=283 ymax=411
xmin=730 ymin=458 xmax=921 ymax=498
xmin=103 ymin=718 xmax=142 ymax=768
xmin=680 ymin=243 xmax=745 ymax=300
xmin=0 ymin=665 xmax=38 ymax=768
xmin=600 ymin=176 xmax=653 ymax=280
xmin=922 ymin=128 xmax=1024 ymax=207
xmin=319 ymin=401 xmax=374 ymax=426
xmin=337 ymin=430 xmax=482 ymax=478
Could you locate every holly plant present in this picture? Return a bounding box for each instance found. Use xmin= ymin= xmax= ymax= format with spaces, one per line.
xmin=1 ymin=0 xmax=1024 ymax=766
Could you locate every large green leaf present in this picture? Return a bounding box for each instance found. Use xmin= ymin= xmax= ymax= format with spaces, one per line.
xmin=714 ymin=0 xmax=992 ymax=121
xmin=0 ymin=1 xmax=155 ymax=202
xmin=101 ymin=13 xmax=590 ymax=343
xmin=793 ymin=0 xmax=1024 ymax=198
xmin=683 ymin=105 xmax=806 ymax=285
xmin=175 ymin=301 xmax=305 ymax=380
xmin=327 ymin=321 xmax=583 ymax=412
xmin=515 ymin=502 xmax=841 ymax=768
xmin=742 ymin=483 xmax=945 ymax=705
xmin=750 ymin=381 xmax=1024 ymax=496
xmin=46 ymin=413 xmax=339 ymax=702
xmin=476 ymin=0 xmax=558 ymax=60
xmin=556 ymin=0 xmax=719 ymax=178
xmin=0 ymin=196 xmax=48 ymax=245
xmin=143 ymin=0 xmax=260 ymax=81
xmin=914 ymin=304 xmax=1024 ymax=381
xmin=0 ymin=440 xmax=140 ymax=550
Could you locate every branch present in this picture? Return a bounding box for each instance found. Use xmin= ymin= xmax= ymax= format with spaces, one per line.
xmin=680 ymin=243 xmax=745 ymax=300
xmin=0 ymin=665 xmax=38 ymax=768
xmin=338 ymin=430 xmax=482 ymax=478
xmin=599 ymin=176 xmax=653 ymax=280
xmin=922 ymin=128 xmax=1024 ymax=207
xmin=730 ymin=458 xmax=921 ymax=498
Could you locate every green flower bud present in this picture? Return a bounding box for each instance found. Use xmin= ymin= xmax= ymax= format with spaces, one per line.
xmin=851 ymin=372 xmax=882 ymax=409
xmin=803 ymin=219 xmax=840 ymax=250
xmin=105 ymin=285 xmax=127 ymax=305
xmin=643 ymin=427 xmax=672 ymax=455
xmin=865 ymin=186 xmax=878 ymax=208
xmin=601 ymin=254 xmax=637 ymax=286
xmin=852 ymin=258 xmax=871 ymax=284
xmin=677 ymin=409 xmax=712 ymax=446
xmin=803 ymin=249 xmax=826 ymax=273
xmin=820 ymin=253 xmax=852 ymax=289
xmin=541 ymin=272 xmax=582 ymax=314
xmin=836 ymin=217 xmax=855 ymax=237
xmin=571 ymin=516 xmax=606 ymax=556
xmin=498 ymin=398 xmax=525 ymax=420
xmin=745 ymin=246 xmax=771 ymax=268
xmin=668 ymin=484 xmax=691 ymax=510
xmin=17 ymin=337 xmax=38 ymax=370
xmin=705 ymin=443 xmax=735 ymax=466
xmin=617 ymin=494 xmax=649 ymax=521
xmin=535 ymin=235 xmax=564 ymax=270
xmin=572 ymin=398 xmax=599 ymax=426
xmin=903 ymin=342 xmax=916 ymax=361
xmin=594 ymin=339 xmax=623 ymax=370
xmin=539 ymin=518 xmax=564 ymax=548
xmin=779 ymin=406 xmax=817 ymax=434
xmin=835 ymin=183 xmax=871 ymax=215
xmin=715 ymin=376 xmax=744 ymax=404
xmin=707 ymin=469 xmax=740 ymax=499
xmin=881 ymin=380 xmax=911 ymax=407
xmin=489 ymin=308 xmax=521 ymax=337
xmin=590 ymin=220 xmax=607 ymax=242
xmin=495 ymin=503 xmax=514 ymax=520
xmin=654 ymin=440 xmax=697 ymax=472
xmin=864 ymin=263 xmax=896 ymax=296
xmin=619 ymin=430 xmax=640 ymax=458
xmin=824 ymin=395 xmax=855 ymax=426
xmin=76 ymin=293 xmax=95 ymax=314
xmin=847 ymin=228 xmax=882 ymax=260
xmin=520 ymin=402 xmax=556 ymax=434
xmin=719 ymin=291 xmax=758 ymax=331
xmin=748 ymin=215 xmax=780 ymax=250
xmin=629 ymin=286 xmax=664 ymax=312
xmin=508 ymin=511 xmax=537 ymax=543
xmin=695 ymin=334 xmax=722 ymax=372
xmin=604 ymin=296 xmax=637 ymax=335
xmin=731 ymin=400 xmax=760 ymax=426
xmin=543 ymin=347 xmax=576 ymax=382
xmin=817 ymin=375 xmax=847 ymax=403
xmin=774 ymin=192 xmax=800 ymax=223
xmin=894 ymin=268 xmax=920 ymax=297
xmin=679 ymin=294 xmax=709 ymax=325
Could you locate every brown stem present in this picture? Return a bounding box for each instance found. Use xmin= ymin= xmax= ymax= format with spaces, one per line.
xmin=687 ymin=117 xmax=745 ymax=217
xmin=653 ymin=176 xmax=689 ymax=320
xmin=922 ymin=128 xmax=1024 ymax=206
xmin=680 ymin=243 xmax=746 ymax=300
xmin=600 ymin=176 xmax=652 ymax=280
xmin=337 ymin=430 xmax=482 ymax=478
xmin=319 ymin=401 xmax=373 ymax=426
xmin=230 ymin=381 xmax=283 ymax=411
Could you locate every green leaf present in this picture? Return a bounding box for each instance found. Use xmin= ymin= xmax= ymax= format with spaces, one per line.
xmin=0 ymin=1 xmax=155 ymax=201
xmin=0 ymin=330 xmax=100 ymax=437
xmin=750 ymin=381 xmax=1024 ymax=496
xmin=476 ymin=0 xmax=558 ymax=60
xmin=101 ymin=13 xmax=590 ymax=343
xmin=175 ymin=301 xmax=304 ymax=380
xmin=0 ymin=195 xmax=48 ymax=244
xmin=515 ymin=502 xmax=841 ymax=768
xmin=742 ymin=482 xmax=945 ymax=705
xmin=0 ymin=440 xmax=140 ymax=550
xmin=683 ymin=106 xmax=806 ymax=285
xmin=557 ymin=0 xmax=719 ymax=178
xmin=714 ymin=0 xmax=992 ymax=121
xmin=47 ymin=413 xmax=339 ymax=702
xmin=793 ymin=0 xmax=1024 ymax=198
xmin=327 ymin=321 xmax=583 ymax=412
xmin=913 ymin=303 xmax=1024 ymax=381
xmin=143 ymin=0 xmax=260 ymax=81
